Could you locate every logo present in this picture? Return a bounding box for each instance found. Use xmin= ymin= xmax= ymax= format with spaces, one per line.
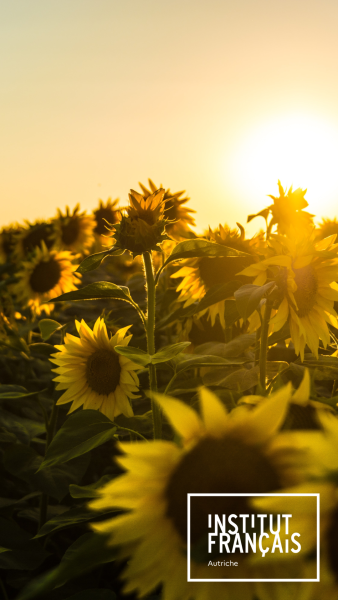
xmin=187 ymin=493 xmax=320 ymax=582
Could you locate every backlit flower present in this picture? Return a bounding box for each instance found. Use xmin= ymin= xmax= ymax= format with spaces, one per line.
xmin=13 ymin=220 xmax=54 ymax=260
xmin=12 ymin=242 xmax=80 ymax=316
xmin=239 ymin=231 xmax=338 ymax=360
xmin=52 ymin=205 xmax=95 ymax=254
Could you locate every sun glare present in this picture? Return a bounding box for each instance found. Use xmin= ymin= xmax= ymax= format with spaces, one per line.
xmin=231 ymin=113 xmax=338 ymax=221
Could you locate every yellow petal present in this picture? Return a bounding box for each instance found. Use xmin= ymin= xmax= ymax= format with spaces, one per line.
xmin=152 ymin=392 xmax=204 ymax=443
xmin=198 ymin=387 xmax=228 ymax=436
xmin=292 ymin=369 xmax=310 ymax=406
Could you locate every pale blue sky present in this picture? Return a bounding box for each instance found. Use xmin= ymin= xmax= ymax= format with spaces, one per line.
xmin=1 ymin=0 xmax=338 ymax=231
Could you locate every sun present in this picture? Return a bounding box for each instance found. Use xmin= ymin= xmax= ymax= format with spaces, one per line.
xmin=230 ymin=112 xmax=338 ymax=222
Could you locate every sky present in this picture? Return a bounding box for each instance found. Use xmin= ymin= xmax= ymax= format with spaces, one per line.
xmin=1 ymin=0 xmax=338 ymax=233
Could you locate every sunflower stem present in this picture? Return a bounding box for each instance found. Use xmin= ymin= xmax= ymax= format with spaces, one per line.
xmin=259 ymin=300 xmax=273 ymax=393
xmin=332 ymin=380 xmax=338 ymax=397
xmin=38 ymin=401 xmax=58 ymax=532
xmin=143 ymin=252 xmax=161 ymax=439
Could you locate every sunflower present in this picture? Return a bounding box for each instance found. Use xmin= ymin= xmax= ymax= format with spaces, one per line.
xmin=52 ymin=205 xmax=95 ymax=254
xmin=89 ymin=384 xmax=312 ymax=599
xmin=12 ymin=242 xmax=80 ymax=316
xmin=93 ymin=198 xmax=121 ymax=241
xmin=248 ymin=180 xmax=314 ymax=236
xmin=13 ymin=220 xmax=54 ymax=261
xmin=139 ymin=178 xmax=196 ymax=240
xmin=316 ymin=218 xmax=338 ymax=242
xmin=239 ymin=230 xmax=338 ymax=360
xmin=50 ymin=317 xmax=140 ymax=420
xmin=251 ymin=408 xmax=338 ymax=597
xmin=171 ymin=224 xmax=262 ymax=328
xmin=110 ymin=188 xmax=168 ymax=256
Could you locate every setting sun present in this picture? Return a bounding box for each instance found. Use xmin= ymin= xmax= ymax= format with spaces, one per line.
xmin=231 ymin=113 xmax=338 ymax=222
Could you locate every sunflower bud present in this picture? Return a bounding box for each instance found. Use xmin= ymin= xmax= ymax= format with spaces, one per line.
xmin=111 ymin=188 xmax=170 ymax=256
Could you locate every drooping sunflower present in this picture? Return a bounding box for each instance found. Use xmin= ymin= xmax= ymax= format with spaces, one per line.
xmin=90 ymin=384 xmax=312 ymax=599
xmin=93 ymin=198 xmax=121 ymax=242
xmin=139 ymin=178 xmax=196 ymax=240
xmin=50 ymin=317 xmax=139 ymax=420
xmin=316 ymin=218 xmax=338 ymax=242
xmin=12 ymin=242 xmax=80 ymax=316
xmin=110 ymin=188 xmax=168 ymax=257
xmin=13 ymin=220 xmax=54 ymax=261
xmin=52 ymin=205 xmax=95 ymax=254
xmin=171 ymin=224 xmax=263 ymax=328
xmin=239 ymin=230 xmax=338 ymax=360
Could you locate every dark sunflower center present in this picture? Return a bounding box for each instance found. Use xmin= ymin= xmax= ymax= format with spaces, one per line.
xmin=85 ymin=349 xmax=121 ymax=395
xmin=198 ymin=256 xmax=253 ymax=289
xmin=94 ymin=208 xmax=117 ymax=236
xmin=29 ymin=259 xmax=61 ymax=293
xmin=23 ymin=225 xmax=53 ymax=253
xmin=165 ymin=436 xmax=281 ymax=544
xmin=61 ymin=218 xmax=80 ymax=245
xmin=164 ymin=199 xmax=178 ymax=222
xmin=293 ymin=265 xmax=317 ymax=318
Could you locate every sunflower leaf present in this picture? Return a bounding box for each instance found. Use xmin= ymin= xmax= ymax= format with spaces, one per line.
xmin=50 ymin=282 xmax=134 ymax=304
xmin=115 ymin=342 xmax=191 ymax=366
xmin=76 ymin=247 xmax=125 ymax=274
xmin=151 ymin=342 xmax=191 ymax=363
xmin=114 ymin=346 xmax=151 ymax=366
xmin=18 ymin=533 xmax=117 ymax=599
xmin=35 ymin=505 xmax=117 ymax=539
xmin=156 ymin=239 xmax=252 ymax=281
xmin=39 ymin=410 xmax=117 ymax=470
xmin=38 ymin=319 xmax=64 ymax=341
xmin=234 ymin=282 xmax=276 ymax=320
xmin=69 ymin=474 xmax=113 ymax=499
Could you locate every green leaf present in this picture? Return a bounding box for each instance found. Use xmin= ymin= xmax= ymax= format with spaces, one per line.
xmin=114 ymin=345 xmax=151 ymax=367
xmin=157 ymin=239 xmax=252 ymax=280
xmin=76 ymin=247 xmax=125 ymax=274
xmin=0 ymin=547 xmax=10 ymax=554
xmin=3 ymin=444 xmax=90 ymax=502
xmin=173 ymin=354 xmax=243 ymax=374
xmin=69 ymin=475 xmax=113 ymax=499
xmin=194 ymin=334 xmax=256 ymax=359
xmin=204 ymin=366 xmax=260 ymax=391
xmin=115 ymin=342 xmax=191 ymax=366
xmin=50 ymin=281 xmax=134 ymax=304
xmin=40 ymin=410 xmax=117 ymax=470
xmin=35 ymin=505 xmax=117 ymax=538
xmin=301 ymin=355 xmax=338 ymax=380
xmin=17 ymin=533 xmax=117 ymax=599
xmin=234 ymin=282 xmax=275 ymax=320
xmin=0 ymin=517 xmax=49 ymax=571
xmin=115 ymin=411 xmax=153 ymax=435
xmin=151 ymin=342 xmax=191 ymax=363
xmin=28 ymin=343 xmax=55 ymax=356
xmin=247 ymin=208 xmax=270 ymax=223
xmin=0 ymin=390 xmax=40 ymax=401
xmin=0 ymin=407 xmax=45 ymax=443
xmin=38 ymin=319 xmax=63 ymax=341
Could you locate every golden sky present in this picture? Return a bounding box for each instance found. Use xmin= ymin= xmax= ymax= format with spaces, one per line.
xmin=1 ymin=0 xmax=338 ymax=232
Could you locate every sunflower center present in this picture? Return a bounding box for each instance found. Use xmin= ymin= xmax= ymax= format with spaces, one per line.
xmin=165 ymin=436 xmax=281 ymax=544
xmin=94 ymin=208 xmax=117 ymax=236
xmin=293 ymin=265 xmax=317 ymax=317
xmin=23 ymin=225 xmax=53 ymax=253
xmin=29 ymin=259 xmax=61 ymax=293
xmin=61 ymin=218 xmax=80 ymax=245
xmin=198 ymin=256 xmax=253 ymax=289
xmin=85 ymin=349 xmax=121 ymax=395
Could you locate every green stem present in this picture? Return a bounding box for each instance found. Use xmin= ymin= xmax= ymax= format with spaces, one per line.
xmin=116 ymin=425 xmax=148 ymax=442
xmin=38 ymin=402 xmax=59 ymax=531
xmin=143 ymin=252 xmax=161 ymax=439
xmin=259 ymin=301 xmax=273 ymax=392
xmin=332 ymin=380 xmax=338 ymax=397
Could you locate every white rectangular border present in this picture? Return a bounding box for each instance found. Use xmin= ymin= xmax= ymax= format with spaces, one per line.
xmin=187 ymin=493 xmax=320 ymax=582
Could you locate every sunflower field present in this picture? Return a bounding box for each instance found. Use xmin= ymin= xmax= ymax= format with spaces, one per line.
xmin=2 ymin=179 xmax=338 ymax=600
